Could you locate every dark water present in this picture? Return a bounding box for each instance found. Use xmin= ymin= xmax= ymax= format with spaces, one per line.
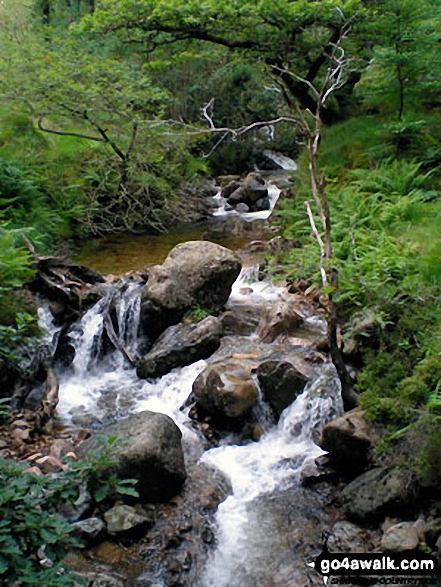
xmin=74 ymin=223 xmax=250 ymax=275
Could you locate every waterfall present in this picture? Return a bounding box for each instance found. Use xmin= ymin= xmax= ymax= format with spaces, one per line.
xmin=114 ymin=281 xmax=142 ymax=358
xmin=35 ymin=258 xmax=341 ymax=586
xmin=198 ymin=364 xmax=342 ymax=587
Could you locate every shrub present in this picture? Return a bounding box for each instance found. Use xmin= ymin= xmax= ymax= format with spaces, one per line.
xmin=0 ymin=436 xmax=139 ymax=585
xmin=0 ymin=458 xmax=82 ymax=586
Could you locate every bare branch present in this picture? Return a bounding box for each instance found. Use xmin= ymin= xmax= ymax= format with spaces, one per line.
xmin=305 ymin=200 xmax=328 ymax=287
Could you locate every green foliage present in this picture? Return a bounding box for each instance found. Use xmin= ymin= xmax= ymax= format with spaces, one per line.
xmin=414 ymin=415 xmax=441 ymax=487
xmin=183 ymin=306 xmax=212 ymax=323
xmin=0 ymin=311 xmax=39 ymax=384
xmin=0 ymin=435 xmax=139 ymax=585
xmin=0 ymin=458 xmax=82 ymax=586
xmin=357 ymin=0 xmax=441 ymax=121
xmin=0 ymin=230 xmax=34 ymax=291
xmin=0 ymin=398 xmax=10 ymax=425
xmin=65 ymin=435 xmax=139 ymax=504
xmin=0 ymin=157 xmax=62 ymax=250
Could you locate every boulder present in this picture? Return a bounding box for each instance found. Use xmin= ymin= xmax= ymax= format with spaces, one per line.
xmin=381 ymin=521 xmax=421 ymax=552
xmin=254 ymin=196 xmax=271 ymax=211
xmin=341 ymin=467 xmax=420 ymax=523
xmin=243 ymin=172 xmax=268 ymax=204
xmin=225 ymin=173 xmax=268 ymax=210
xmin=104 ymin=504 xmax=154 ymax=537
xmin=72 ymin=517 xmax=106 ymax=545
xmin=226 ymin=186 xmax=247 ymax=206
xmin=77 ymin=411 xmax=186 ymax=502
xmin=257 ymin=360 xmax=308 ymax=417
xmin=220 ymin=180 xmax=241 ymax=200
xmin=140 ymin=241 xmax=241 ymax=339
xmin=136 ymin=316 xmax=222 ymax=379
xmin=192 ymin=359 xmax=259 ymax=420
xmin=235 ymin=202 xmax=250 ymax=213
xmin=320 ymin=409 xmax=376 ymax=474
xmin=258 ymin=301 xmax=304 ymax=343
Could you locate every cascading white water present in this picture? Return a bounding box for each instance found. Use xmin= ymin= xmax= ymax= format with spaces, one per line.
xmin=36 ymin=263 xmax=341 ymax=586
xmin=262 ymin=150 xmax=298 ymax=171
xmin=198 ymin=364 xmax=342 ymax=587
xmin=114 ymin=281 xmax=142 ymax=357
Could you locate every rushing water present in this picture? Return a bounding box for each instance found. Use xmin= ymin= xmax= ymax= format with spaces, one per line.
xmin=35 ymin=158 xmax=343 ymax=585
xmin=37 ymin=261 xmax=342 ymax=586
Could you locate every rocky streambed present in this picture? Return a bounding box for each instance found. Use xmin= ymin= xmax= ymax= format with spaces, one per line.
xmin=5 ymin=171 xmax=441 ymax=586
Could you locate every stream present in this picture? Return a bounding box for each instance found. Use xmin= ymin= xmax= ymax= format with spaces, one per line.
xmin=36 ymin=165 xmax=344 ymax=586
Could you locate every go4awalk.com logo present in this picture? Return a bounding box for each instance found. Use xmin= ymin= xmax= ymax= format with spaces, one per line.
xmin=307 ymin=551 xmax=439 ymax=585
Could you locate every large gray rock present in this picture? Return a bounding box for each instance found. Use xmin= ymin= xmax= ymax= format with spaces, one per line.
xmin=136 ymin=316 xmax=222 ymax=379
xmin=320 ymin=409 xmax=376 ymax=474
xmin=192 ymin=359 xmax=259 ymax=420
xmin=341 ymin=467 xmax=420 ymax=523
xmin=257 ymin=360 xmax=308 ymax=417
xmin=140 ymin=241 xmax=241 ymax=339
xmin=77 ymin=411 xmax=186 ymax=502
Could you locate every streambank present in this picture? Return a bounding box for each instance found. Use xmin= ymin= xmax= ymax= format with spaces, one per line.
xmin=2 ymin=166 xmax=439 ymax=586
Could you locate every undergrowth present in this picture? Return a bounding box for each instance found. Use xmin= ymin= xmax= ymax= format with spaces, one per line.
xmin=274 ymin=111 xmax=441 ymax=486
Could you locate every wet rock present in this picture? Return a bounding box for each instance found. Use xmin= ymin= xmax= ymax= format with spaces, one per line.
xmin=327 ymin=521 xmax=369 ymax=552
xmin=320 ymin=408 xmax=376 ymax=475
xmin=258 ymin=301 xmax=304 ymax=343
xmin=341 ymin=467 xmax=420 ymax=523
xmin=257 ymin=360 xmax=308 ymax=417
xmin=192 ymin=359 xmax=259 ymax=421
xmin=136 ymin=461 xmax=231 ymax=587
xmin=381 ymin=521 xmax=421 ymax=552
xmin=220 ymin=306 xmax=260 ymax=336
xmin=136 ymin=316 xmax=222 ymax=379
xmin=77 ymin=411 xmax=186 ymax=502
xmin=226 ymin=186 xmax=247 ymax=206
xmin=72 ymin=517 xmax=106 ymax=545
xmin=228 ymin=485 xmax=335 ymax=587
xmin=254 ymin=196 xmax=271 ymax=211
xmin=225 ymin=173 xmax=268 ymax=211
xmin=28 ymin=258 xmax=106 ymax=326
xmin=243 ymin=172 xmax=268 ymax=204
xmin=140 ymin=241 xmax=241 ymax=339
xmin=220 ymin=180 xmax=241 ymax=200
xmin=104 ymin=505 xmax=154 ymax=537
xmin=235 ymin=202 xmax=250 ymax=213
xmin=75 ymin=571 xmax=125 ymax=587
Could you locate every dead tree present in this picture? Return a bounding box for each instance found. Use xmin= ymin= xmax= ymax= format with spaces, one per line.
xmin=270 ymin=23 xmax=358 ymax=407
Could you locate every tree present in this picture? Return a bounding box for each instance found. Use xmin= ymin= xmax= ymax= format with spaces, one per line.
xmin=358 ymin=0 xmax=441 ymax=121
xmin=0 ymin=17 xmax=201 ymax=234
xmin=85 ymin=0 xmax=364 ymax=123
